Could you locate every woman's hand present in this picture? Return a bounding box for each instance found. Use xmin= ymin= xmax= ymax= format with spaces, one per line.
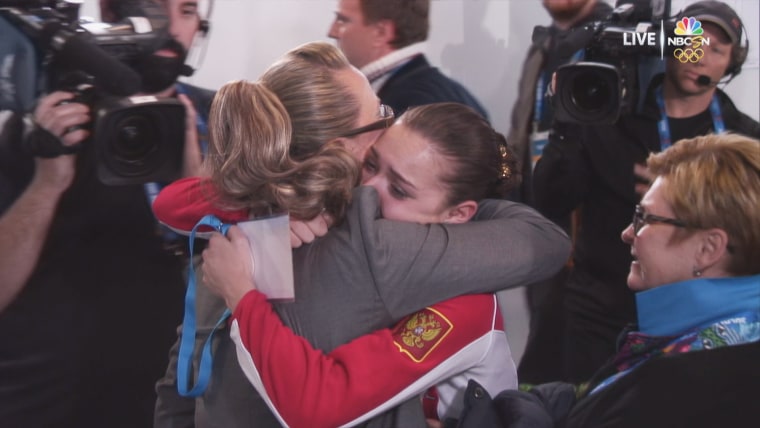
xmin=289 ymin=212 xmax=334 ymax=248
xmin=201 ymin=225 xmax=256 ymax=310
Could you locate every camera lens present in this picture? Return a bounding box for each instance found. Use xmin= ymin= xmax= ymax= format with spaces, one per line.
xmin=95 ymin=98 xmax=185 ymax=185
xmin=570 ymin=73 xmax=611 ymax=113
xmin=113 ymin=115 xmax=159 ymax=162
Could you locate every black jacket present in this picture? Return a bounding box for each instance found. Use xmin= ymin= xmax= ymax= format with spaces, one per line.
xmin=452 ymin=341 xmax=760 ymax=428
xmin=377 ymin=54 xmax=488 ymax=119
xmin=0 ymin=83 xmax=215 ymax=428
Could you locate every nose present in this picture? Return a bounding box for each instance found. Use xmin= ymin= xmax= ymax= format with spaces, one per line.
xmin=328 ymin=20 xmax=340 ymax=39
xmin=621 ymin=223 xmax=635 ymax=245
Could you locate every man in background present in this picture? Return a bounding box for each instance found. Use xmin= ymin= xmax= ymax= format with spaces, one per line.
xmin=506 ymin=0 xmax=611 ymax=384
xmin=328 ymin=0 xmax=488 ymax=118
xmin=533 ymin=0 xmax=759 ymax=383
xmin=0 ymin=0 xmax=213 ymax=426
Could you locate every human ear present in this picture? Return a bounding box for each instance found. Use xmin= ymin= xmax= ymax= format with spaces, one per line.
xmin=443 ymin=200 xmax=478 ymax=224
xmin=693 ymin=228 xmax=730 ymax=273
xmin=374 ymin=19 xmax=396 ymax=45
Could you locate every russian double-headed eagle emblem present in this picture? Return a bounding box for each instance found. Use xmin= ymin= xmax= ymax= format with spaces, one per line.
xmin=393 ymin=307 xmax=453 ymax=362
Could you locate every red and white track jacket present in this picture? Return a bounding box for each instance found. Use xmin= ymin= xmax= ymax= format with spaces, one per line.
xmin=230 ymin=292 xmax=517 ymax=428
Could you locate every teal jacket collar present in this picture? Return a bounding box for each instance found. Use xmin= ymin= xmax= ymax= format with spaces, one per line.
xmin=636 ymin=275 xmax=760 ymax=336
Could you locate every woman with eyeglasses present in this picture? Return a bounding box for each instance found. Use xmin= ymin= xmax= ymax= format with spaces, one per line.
xmin=153 ymin=42 xmax=571 ymax=428
xmin=191 ymin=102 xmax=531 ymax=428
xmin=452 ymin=132 xmax=760 ymax=428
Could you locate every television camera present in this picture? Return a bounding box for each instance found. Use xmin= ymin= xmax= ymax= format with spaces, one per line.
xmin=0 ymin=0 xmax=186 ymax=185
xmin=553 ymin=0 xmax=674 ymax=124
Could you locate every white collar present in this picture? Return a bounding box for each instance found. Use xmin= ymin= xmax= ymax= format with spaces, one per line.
xmin=360 ymin=42 xmax=428 ymax=85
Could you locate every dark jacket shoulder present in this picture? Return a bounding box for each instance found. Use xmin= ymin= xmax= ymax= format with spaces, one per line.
xmin=566 ymin=341 xmax=760 ymax=428
xmin=378 ymin=55 xmax=488 ymax=119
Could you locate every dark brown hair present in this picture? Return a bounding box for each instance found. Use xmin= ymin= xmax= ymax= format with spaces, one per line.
xmin=401 ymin=103 xmax=519 ymax=205
xmin=360 ymin=0 xmax=429 ymax=48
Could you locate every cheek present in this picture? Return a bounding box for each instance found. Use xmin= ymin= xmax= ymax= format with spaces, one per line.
xmin=378 ymin=198 xmax=411 ymax=222
xmin=635 ymin=243 xmax=687 ymax=289
xmin=376 ymin=195 xmax=431 ymax=223
xmin=174 ymin=26 xmax=197 ymax=50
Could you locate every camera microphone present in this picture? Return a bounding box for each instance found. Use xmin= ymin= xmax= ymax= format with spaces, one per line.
xmin=696 ymin=75 xmax=718 ymax=87
xmin=55 ymin=35 xmax=143 ymax=96
xmin=180 ymin=64 xmax=195 ymax=77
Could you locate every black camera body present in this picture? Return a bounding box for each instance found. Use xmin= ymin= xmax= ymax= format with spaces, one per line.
xmin=554 ymin=0 xmax=673 ymax=124
xmin=0 ymin=0 xmax=186 ymax=186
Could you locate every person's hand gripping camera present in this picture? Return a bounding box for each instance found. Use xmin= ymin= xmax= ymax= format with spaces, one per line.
xmin=26 ymin=91 xmax=91 ymax=193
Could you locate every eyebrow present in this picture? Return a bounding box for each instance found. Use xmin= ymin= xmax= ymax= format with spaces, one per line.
xmin=369 ymin=146 xmax=417 ymax=192
xmin=388 ymin=165 xmax=416 ymax=192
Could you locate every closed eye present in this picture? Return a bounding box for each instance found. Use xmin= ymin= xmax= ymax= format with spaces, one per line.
xmin=390 ymin=184 xmax=408 ymax=199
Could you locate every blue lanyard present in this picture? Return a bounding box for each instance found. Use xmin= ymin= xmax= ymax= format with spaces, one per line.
xmin=534 ymin=71 xmax=547 ymax=125
xmin=177 ymin=215 xmax=232 ymax=397
xmin=655 ymin=86 xmax=725 ymax=150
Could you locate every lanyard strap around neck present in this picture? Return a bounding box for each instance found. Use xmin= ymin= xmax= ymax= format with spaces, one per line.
xmin=655 ymin=85 xmax=725 ymax=151
xmin=177 ymin=215 xmax=232 ymax=397
xmin=534 ymin=49 xmax=584 ymax=126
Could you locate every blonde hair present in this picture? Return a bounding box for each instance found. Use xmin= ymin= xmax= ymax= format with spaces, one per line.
xmin=205 ymin=78 xmax=359 ymax=221
xmin=259 ymin=41 xmax=362 ymax=161
xmin=646 ymin=133 xmax=760 ymax=275
xmin=203 ymin=41 xmax=365 ymax=221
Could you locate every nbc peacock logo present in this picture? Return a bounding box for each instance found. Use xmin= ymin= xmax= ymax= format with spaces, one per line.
xmin=674 ymin=17 xmax=704 ymax=36
xmin=671 ymin=17 xmax=709 ymax=63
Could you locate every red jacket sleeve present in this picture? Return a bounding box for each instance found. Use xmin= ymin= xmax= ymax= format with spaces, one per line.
xmin=229 ymin=291 xmax=506 ymax=428
xmin=152 ymin=176 xmax=249 ymax=235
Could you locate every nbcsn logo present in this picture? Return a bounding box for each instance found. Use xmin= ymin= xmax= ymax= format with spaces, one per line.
xmin=622 ymin=16 xmax=710 ymax=63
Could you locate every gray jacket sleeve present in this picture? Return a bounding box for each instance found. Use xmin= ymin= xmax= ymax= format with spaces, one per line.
xmin=153 ymin=323 xmax=196 ymax=428
xmin=153 ymin=258 xmax=229 ymax=428
xmin=352 ymin=186 xmax=571 ymax=319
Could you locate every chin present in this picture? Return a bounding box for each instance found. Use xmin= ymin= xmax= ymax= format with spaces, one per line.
xmin=627 ymin=264 xmax=646 ymax=291
xmin=627 ymin=276 xmax=642 ymax=291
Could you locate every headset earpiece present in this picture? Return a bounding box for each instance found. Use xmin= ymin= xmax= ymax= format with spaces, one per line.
xmin=198 ymin=19 xmax=210 ymax=36
xmin=197 ymin=0 xmax=213 ymax=37
xmin=725 ymin=21 xmax=750 ymax=78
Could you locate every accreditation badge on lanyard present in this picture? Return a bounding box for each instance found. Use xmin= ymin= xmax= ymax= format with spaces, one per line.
xmin=531 ymin=130 xmax=550 ymax=169
xmin=530 ymin=71 xmax=551 ymax=169
xmin=655 ymin=86 xmax=725 ymax=151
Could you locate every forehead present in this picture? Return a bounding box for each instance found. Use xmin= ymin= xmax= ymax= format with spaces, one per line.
xmin=375 ymin=123 xmax=450 ymax=189
xmin=641 ymin=177 xmax=672 ymax=211
xmin=701 ymin=22 xmax=733 ymax=45
xmin=377 ymin=123 xmax=438 ymax=165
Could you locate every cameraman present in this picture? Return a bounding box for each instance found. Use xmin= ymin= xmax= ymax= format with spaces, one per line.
xmin=533 ymin=0 xmax=760 ymax=383
xmin=506 ymin=0 xmax=612 ymax=385
xmin=0 ymin=0 xmax=214 ymax=427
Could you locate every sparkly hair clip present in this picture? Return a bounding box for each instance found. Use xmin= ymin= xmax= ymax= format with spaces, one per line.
xmin=499 ymin=144 xmax=512 ymax=179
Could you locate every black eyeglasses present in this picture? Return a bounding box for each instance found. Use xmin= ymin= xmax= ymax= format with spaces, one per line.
xmin=632 ymin=205 xmax=688 ymax=236
xmin=340 ymin=104 xmax=395 ymax=137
